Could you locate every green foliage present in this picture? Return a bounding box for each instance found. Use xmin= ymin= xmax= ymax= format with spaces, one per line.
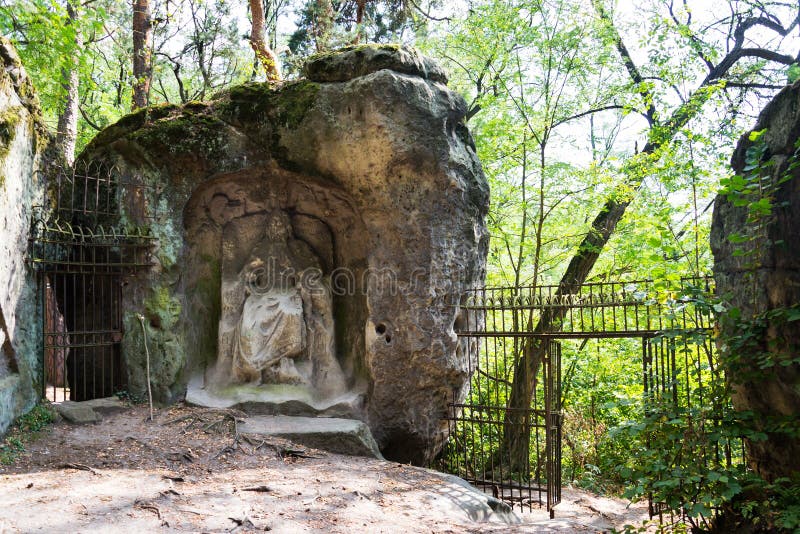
xmin=0 ymin=0 xmax=117 ymax=149
xmin=720 ymin=305 xmax=800 ymax=379
xmin=616 ymin=404 xmax=749 ymax=530
xmin=737 ymin=477 xmax=800 ymax=531
xmin=561 ymin=338 xmax=643 ymax=494
xmin=287 ymin=0 xmax=417 ymax=60
xmin=719 ymin=130 xmax=800 ymax=267
xmin=0 ymin=403 xmax=56 ymax=465
xmin=114 ymin=389 xmax=146 ymax=405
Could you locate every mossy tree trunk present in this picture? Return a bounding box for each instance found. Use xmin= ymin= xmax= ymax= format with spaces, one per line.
xmin=132 ymin=0 xmax=152 ymax=110
xmin=249 ymin=0 xmax=281 ymax=82
xmin=55 ymin=1 xmax=80 ymax=166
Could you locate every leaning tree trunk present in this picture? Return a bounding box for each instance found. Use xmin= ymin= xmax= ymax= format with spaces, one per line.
xmin=314 ymin=0 xmax=334 ymax=51
xmin=498 ymin=197 xmax=633 ymax=474
xmin=494 ymin=0 xmax=798 ymax=476
xmin=55 ymin=1 xmax=80 ymax=166
xmin=249 ymin=0 xmax=281 ymax=81
xmin=132 ymin=0 xmax=152 ymax=110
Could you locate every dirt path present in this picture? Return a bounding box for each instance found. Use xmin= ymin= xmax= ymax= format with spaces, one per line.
xmin=0 ymin=404 xmax=651 ymax=532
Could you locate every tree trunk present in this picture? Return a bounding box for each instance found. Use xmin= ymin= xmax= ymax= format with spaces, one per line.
xmin=132 ymin=0 xmax=152 ymax=110
xmin=55 ymin=1 xmax=80 ymax=166
xmin=249 ymin=0 xmax=281 ymax=81
xmin=356 ymin=0 xmax=366 ymax=24
xmin=352 ymin=0 xmax=366 ymax=44
xmin=494 ymin=0 xmax=791 ymax=474
xmin=314 ymin=0 xmax=334 ymax=51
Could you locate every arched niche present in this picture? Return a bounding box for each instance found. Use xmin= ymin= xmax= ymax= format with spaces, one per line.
xmin=181 ymin=167 xmax=369 ymax=414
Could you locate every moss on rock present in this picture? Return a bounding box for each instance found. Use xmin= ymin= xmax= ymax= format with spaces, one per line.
xmin=129 ymin=107 xmax=228 ymax=157
xmin=222 ymin=80 xmax=320 ymax=129
xmin=0 ymin=106 xmax=22 ymax=188
xmin=144 ymin=286 xmax=181 ymax=330
xmin=0 ymin=107 xmax=21 ymax=155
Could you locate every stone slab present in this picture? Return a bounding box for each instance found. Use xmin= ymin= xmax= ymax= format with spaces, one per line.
xmin=302 ymin=44 xmax=448 ymax=83
xmin=55 ymin=403 xmax=100 ymax=424
xmin=438 ymin=472 xmax=517 ymax=524
xmin=79 ymin=397 xmax=128 ymax=415
xmin=238 ymin=415 xmax=383 ymax=459
xmin=185 ymin=375 xmax=364 ymax=418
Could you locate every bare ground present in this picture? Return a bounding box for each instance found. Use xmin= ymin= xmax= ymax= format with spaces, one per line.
xmin=0 ymin=404 xmax=651 ymax=533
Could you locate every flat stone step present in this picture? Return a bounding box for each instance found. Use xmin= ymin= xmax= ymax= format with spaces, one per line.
xmin=54 ymin=403 xmax=100 ymax=424
xmin=238 ymin=415 xmax=383 ymax=459
xmin=54 ymin=396 xmax=127 ymax=424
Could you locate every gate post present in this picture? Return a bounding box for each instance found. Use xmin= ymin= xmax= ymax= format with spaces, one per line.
xmin=545 ymin=339 xmax=562 ymax=517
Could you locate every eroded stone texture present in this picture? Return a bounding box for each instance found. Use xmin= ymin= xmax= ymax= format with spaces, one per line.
xmin=711 ymin=80 xmax=800 ymax=481
xmin=80 ymin=45 xmax=489 ymax=464
xmin=0 ymin=38 xmax=48 ymax=434
xmin=302 ymin=44 xmax=448 ymax=84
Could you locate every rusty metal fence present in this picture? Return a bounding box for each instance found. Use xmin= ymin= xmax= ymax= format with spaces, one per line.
xmin=437 ymin=276 xmax=741 ymax=518
xmin=28 ymin=164 xmax=155 ymax=402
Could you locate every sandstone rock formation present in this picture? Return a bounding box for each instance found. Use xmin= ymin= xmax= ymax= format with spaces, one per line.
xmin=711 ymin=80 xmax=800 ymax=481
xmin=0 ymin=38 xmax=48 ymax=433
xmin=79 ymin=44 xmax=489 ymax=464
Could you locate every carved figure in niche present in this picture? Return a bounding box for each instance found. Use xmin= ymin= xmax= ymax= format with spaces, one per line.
xmin=221 ymin=210 xmax=347 ymax=399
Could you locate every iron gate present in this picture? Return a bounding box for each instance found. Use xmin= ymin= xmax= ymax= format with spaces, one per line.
xmin=436 ymin=277 xmax=740 ymax=518
xmin=438 ymin=295 xmax=563 ymax=515
xmin=29 ymin=164 xmax=155 ymax=402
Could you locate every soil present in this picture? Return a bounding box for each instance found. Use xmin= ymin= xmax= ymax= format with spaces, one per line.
xmin=0 ymin=404 xmax=652 ymax=533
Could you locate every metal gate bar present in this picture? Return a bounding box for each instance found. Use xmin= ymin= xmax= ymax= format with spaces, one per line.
xmin=437 ymin=276 xmax=739 ymax=519
xmin=643 ymin=334 xmax=746 ymax=517
xmin=29 ymin=164 xmax=155 ymax=402
xmin=438 ymin=294 xmax=562 ymax=514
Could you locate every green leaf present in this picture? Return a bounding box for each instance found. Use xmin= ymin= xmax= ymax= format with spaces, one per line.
xmin=788 ymin=63 xmax=800 ymax=83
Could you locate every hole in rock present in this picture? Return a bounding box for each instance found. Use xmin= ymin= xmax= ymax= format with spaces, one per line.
xmin=376 ymin=323 xmax=387 ymax=335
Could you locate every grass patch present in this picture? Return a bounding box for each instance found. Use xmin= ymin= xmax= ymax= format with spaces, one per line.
xmin=0 ymin=403 xmax=56 ymax=465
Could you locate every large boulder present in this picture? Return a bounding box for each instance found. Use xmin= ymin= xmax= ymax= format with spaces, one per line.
xmin=0 ymin=38 xmax=48 ymax=434
xmin=80 ymin=44 xmax=489 ymax=464
xmin=711 ymin=81 xmax=800 ymax=481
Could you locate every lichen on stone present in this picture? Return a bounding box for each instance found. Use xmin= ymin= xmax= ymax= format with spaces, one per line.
xmin=144 ymin=286 xmax=182 ymax=330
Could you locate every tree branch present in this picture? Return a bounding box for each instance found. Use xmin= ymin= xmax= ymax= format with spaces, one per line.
xmin=552 ymin=104 xmax=625 ymax=129
xmin=593 ymin=0 xmax=656 ymax=126
xmin=78 ymin=104 xmax=102 ymax=131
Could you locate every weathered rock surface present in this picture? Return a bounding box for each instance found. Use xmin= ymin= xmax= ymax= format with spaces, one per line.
xmin=711 ymin=80 xmax=800 ymax=481
xmin=55 ymin=403 xmax=101 ymax=424
xmin=238 ymin=415 xmax=384 ymax=458
xmin=302 ymin=44 xmax=448 ymax=84
xmin=0 ymin=38 xmax=48 ymax=434
xmin=79 ymin=45 xmax=489 ymax=464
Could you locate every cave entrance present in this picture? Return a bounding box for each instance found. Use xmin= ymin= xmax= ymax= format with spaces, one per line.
xmin=41 ymin=269 xmax=123 ymax=402
xmin=29 ymin=164 xmax=155 ymax=402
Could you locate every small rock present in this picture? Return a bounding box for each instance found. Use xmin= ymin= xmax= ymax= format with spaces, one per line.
xmin=55 ymin=403 xmax=100 ymax=424
xmin=238 ymin=415 xmax=384 ymax=459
